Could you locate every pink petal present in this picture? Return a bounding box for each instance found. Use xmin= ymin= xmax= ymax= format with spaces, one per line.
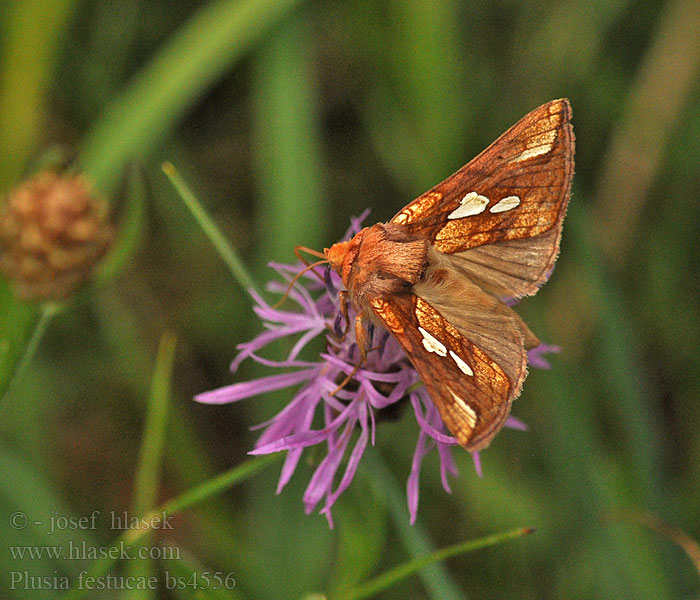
xmin=194 ymin=368 xmax=318 ymax=404
xmin=505 ymin=416 xmax=528 ymax=431
xmin=407 ymin=430 xmax=431 ymax=525
xmin=410 ymin=395 xmax=458 ymax=445
xmin=303 ymin=420 xmax=354 ymax=514
xmin=472 ymin=451 xmax=483 ymax=478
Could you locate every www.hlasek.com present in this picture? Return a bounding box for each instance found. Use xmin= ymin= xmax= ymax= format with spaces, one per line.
xmin=10 ymin=570 xmax=237 ymax=591
xmin=10 ymin=540 xmax=179 ymax=561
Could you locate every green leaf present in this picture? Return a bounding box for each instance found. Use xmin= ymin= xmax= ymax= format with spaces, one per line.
xmin=93 ymin=165 xmax=148 ymax=289
xmin=327 ymin=473 xmax=388 ymax=595
xmin=361 ymin=452 xmax=466 ymax=600
xmin=0 ymin=303 xmax=60 ymax=419
xmin=251 ymin=14 xmax=328 ymax=268
xmin=0 ymin=448 xmax=100 ymax=600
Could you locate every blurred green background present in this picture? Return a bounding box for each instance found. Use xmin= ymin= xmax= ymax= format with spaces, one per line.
xmin=1 ymin=0 xmax=699 ymax=598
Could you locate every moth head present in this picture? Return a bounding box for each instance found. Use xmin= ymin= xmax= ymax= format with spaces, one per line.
xmin=324 ymin=229 xmax=365 ymax=285
xmin=324 ymin=240 xmax=349 ymax=273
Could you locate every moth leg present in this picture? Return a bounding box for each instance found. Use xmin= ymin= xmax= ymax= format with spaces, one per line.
xmin=330 ymin=311 xmax=369 ymax=397
xmin=338 ymin=290 xmax=351 ymax=339
xmin=327 ymin=291 xmax=350 ymax=344
xmin=354 ymin=312 xmax=371 ymax=363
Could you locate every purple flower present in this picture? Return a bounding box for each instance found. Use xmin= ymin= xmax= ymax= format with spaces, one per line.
xmin=196 ymin=212 xmax=559 ymax=527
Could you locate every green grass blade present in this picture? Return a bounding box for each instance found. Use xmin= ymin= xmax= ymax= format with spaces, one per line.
xmin=361 ymin=452 xmax=466 ymax=600
xmin=337 ymin=527 xmax=535 ymax=600
xmin=0 ymin=302 xmax=61 ymax=419
xmin=593 ymin=0 xmax=700 ymax=266
xmin=60 ymin=454 xmax=281 ymax=600
xmin=124 ymin=331 xmax=177 ymax=600
xmin=132 ymin=331 xmax=177 ymax=514
xmin=93 ymin=165 xmax=147 ymax=289
xmin=567 ymin=201 xmax=660 ymax=500
xmin=251 ymin=14 xmax=328 ymax=268
xmin=362 ymin=0 xmax=469 ymax=194
xmin=0 ymin=448 xmax=101 ymax=586
xmin=157 ymin=454 xmax=281 ymax=519
xmin=162 ymin=162 xmax=257 ymax=293
xmin=0 ymin=0 xmax=78 ymax=189
xmin=79 ymin=0 xmax=305 ymax=192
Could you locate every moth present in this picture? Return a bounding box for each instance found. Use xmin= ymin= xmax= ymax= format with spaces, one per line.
xmin=313 ymin=99 xmax=574 ymax=451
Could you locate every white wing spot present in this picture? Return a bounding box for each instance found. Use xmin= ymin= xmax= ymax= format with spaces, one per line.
xmin=514 ymin=146 xmax=550 ymax=162
xmin=490 ymin=195 xmax=521 ymax=213
xmin=512 ymin=129 xmax=557 ymax=162
xmin=447 ymin=192 xmax=489 ymax=219
xmin=418 ymin=327 xmax=447 ymax=356
xmin=449 ymin=350 xmax=474 ymax=376
xmin=449 ymin=390 xmax=477 ymax=429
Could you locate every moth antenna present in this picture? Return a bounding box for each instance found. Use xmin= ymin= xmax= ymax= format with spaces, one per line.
xmin=272 ymin=258 xmax=328 ymax=309
xmin=294 ymin=245 xmax=328 ymax=285
xmin=295 ymin=245 xmax=326 ymax=261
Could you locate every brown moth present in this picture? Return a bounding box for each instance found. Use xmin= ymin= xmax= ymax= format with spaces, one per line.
xmin=323 ymin=99 xmax=574 ymax=452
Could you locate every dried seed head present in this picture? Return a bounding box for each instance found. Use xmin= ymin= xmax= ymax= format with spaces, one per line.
xmin=0 ymin=171 xmax=114 ymax=300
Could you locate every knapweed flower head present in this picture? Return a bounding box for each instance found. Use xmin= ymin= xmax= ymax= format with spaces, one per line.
xmin=196 ymin=212 xmax=559 ymax=527
xmin=0 ymin=170 xmax=113 ymax=300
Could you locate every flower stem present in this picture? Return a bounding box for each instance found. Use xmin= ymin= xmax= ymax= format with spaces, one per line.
xmin=0 ymin=302 xmax=60 ymax=418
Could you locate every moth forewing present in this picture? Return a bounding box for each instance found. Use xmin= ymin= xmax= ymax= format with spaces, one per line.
xmin=390 ymin=99 xmax=574 ymax=297
xmin=411 ymin=260 xmax=532 ymax=449
xmin=369 ymin=292 xmax=516 ymax=451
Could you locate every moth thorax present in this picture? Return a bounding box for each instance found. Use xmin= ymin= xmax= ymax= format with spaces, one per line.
xmin=361 ymin=223 xmax=430 ymax=286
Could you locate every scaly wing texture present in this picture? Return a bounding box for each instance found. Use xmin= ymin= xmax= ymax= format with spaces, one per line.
xmin=368 ymin=281 xmax=529 ymax=451
xmin=391 ymin=99 xmax=574 ymax=298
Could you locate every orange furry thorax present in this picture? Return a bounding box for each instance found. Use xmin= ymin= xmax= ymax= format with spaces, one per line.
xmin=324 ymin=223 xmax=430 ymax=314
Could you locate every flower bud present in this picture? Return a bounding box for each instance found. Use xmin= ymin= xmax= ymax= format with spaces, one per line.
xmin=0 ymin=171 xmax=113 ymax=300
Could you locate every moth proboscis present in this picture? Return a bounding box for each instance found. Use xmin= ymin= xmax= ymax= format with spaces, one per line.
xmin=303 ymin=99 xmax=574 ymax=452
